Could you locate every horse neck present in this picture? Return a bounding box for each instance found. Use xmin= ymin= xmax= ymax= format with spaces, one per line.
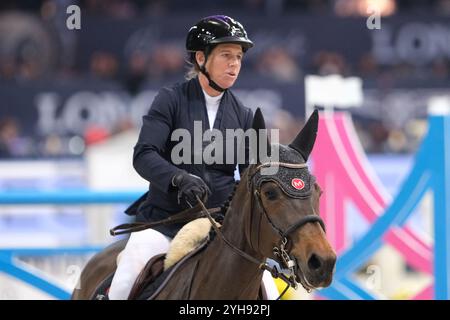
xmin=220 ymin=177 xmax=261 ymax=259
xmin=192 ymin=179 xmax=265 ymax=298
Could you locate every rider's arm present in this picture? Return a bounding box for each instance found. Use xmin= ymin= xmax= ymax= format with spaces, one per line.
xmin=133 ymin=88 xmax=183 ymax=193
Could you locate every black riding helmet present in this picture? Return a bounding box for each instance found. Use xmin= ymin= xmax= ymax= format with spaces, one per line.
xmin=186 ymin=15 xmax=253 ymax=92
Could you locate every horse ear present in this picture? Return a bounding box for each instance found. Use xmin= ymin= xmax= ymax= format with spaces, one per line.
xmin=252 ymin=107 xmax=266 ymax=131
xmin=289 ymin=109 xmax=319 ymax=161
xmin=251 ymin=108 xmax=271 ymax=163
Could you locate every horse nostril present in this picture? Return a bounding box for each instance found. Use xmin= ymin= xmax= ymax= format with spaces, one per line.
xmin=308 ymin=253 xmax=323 ymax=271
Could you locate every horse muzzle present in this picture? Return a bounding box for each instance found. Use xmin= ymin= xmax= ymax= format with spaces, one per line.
xmin=298 ymin=252 xmax=336 ymax=289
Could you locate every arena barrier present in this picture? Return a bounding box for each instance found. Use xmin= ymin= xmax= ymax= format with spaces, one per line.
xmin=311 ymin=106 xmax=450 ymax=299
xmin=0 ymin=190 xmax=143 ymax=299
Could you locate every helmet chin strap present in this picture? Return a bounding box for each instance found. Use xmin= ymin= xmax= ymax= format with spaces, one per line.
xmin=199 ymin=65 xmax=226 ymax=92
xmin=197 ymin=48 xmax=226 ymax=92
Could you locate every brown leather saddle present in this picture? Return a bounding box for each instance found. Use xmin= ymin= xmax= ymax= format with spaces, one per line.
xmin=127 ymin=238 xmax=209 ymax=300
xmin=127 ymin=253 xmax=166 ymax=300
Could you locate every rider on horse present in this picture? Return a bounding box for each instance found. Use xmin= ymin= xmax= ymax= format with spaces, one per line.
xmin=108 ymin=15 xmax=280 ymax=299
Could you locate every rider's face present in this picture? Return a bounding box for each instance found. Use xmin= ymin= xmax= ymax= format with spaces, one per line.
xmin=198 ymin=43 xmax=243 ymax=90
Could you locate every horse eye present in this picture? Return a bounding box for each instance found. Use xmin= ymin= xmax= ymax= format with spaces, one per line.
xmin=264 ymin=189 xmax=278 ymax=200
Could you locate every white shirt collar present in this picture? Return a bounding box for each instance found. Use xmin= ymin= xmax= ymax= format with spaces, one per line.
xmin=202 ymin=89 xmax=224 ymax=107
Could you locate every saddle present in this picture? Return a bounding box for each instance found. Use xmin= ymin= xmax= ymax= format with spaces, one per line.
xmin=91 ymin=242 xmax=207 ymax=300
xmin=127 ymin=236 xmax=268 ymax=300
xmin=92 ymin=226 xmax=269 ymax=300
xmin=102 ymin=205 xmax=221 ymax=300
xmin=128 ymin=239 xmax=209 ymax=300
xmin=128 ymin=253 xmax=167 ymax=300
xmin=126 ymin=217 xmax=218 ymax=299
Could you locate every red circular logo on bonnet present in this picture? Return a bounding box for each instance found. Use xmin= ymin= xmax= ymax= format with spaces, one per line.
xmin=291 ymin=178 xmax=305 ymax=190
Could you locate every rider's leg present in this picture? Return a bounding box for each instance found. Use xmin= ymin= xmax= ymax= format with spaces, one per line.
xmin=108 ymin=228 xmax=171 ymax=300
xmin=262 ymin=270 xmax=280 ymax=300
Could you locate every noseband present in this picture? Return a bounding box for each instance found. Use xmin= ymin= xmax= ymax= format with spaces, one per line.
xmin=197 ymin=161 xmax=326 ymax=296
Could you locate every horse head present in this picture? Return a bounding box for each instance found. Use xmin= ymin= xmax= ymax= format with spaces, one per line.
xmin=243 ymin=108 xmax=336 ymax=291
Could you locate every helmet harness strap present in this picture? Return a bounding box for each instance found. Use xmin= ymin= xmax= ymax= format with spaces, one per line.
xmin=197 ymin=46 xmax=226 ymax=93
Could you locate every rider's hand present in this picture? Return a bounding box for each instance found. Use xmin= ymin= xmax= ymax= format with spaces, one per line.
xmin=172 ymin=171 xmax=211 ymax=206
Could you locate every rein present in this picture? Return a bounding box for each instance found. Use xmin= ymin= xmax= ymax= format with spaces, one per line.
xmin=195 ymin=195 xmax=296 ymax=300
xmin=109 ymin=204 xmax=222 ymax=236
xmin=197 ymin=161 xmax=326 ymax=299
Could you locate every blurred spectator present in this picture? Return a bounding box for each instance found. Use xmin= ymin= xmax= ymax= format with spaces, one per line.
xmin=89 ymin=51 xmax=119 ymax=80
xmin=17 ymin=58 xmax=41 ymax=80
xmin=0 ymin=58 xmax=16 ymax=80
xmin=358 ymin=53 xmax=379 ymax=79
xmin=143 ymin=0 xmax=168 ymax=16
xmin=245 ymin=0 xmax=265 ymax=11
xmin=148 ymin=44 xmax=184 ymax=79
xmin=0 ymin=11 xmax=58 ymax=80
xmin=0 ymin=117 xmax=32 ymax=158
xmin=387 ymin=129 xmax=408 ymax=153
xmin=42 ymin=133 xmax=64 ymax=156
xmin=431 ymin=58 xmax=449 ymax=80
xmin=125 ymin=51 xmax=149 ymax=94
xmin=405 ymin=118 xmax=427 ymax=152
xmin=270 ymin=109 xmax=303 ymax=144
xmin=112 ymin=117 xmax=135 ymax=135
xmin=107 ymin=0 xmax=137 ymax=19
xmin=313 ymin=50 xmax=348 ymax=76
xmin=368 ymin=122 xmax=390 ymax=153
xmin=354 ymin=119 xmax=391 ymax=154
xmin=392 ymin=63 xmax=415 ymax=80
xmin=1 ymin=0 xmax=449 ymax=159
xmin=353 ymin=121 xmax=374 ymax=151
xmin=0 ymin=27 xmax=50 ymax=80
xmin=436 ymin=0 xmax=450 ymax=14
xmin=81 ymin=0 xmax=137 ymax=18
xmin=256 ymin=48 xmax=302 ymax=82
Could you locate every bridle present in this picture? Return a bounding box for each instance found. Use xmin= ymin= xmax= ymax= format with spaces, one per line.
xmin=197 ymin=161 xmax=326 ymax=297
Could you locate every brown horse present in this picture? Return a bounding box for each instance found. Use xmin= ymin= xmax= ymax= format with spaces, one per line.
xmin=72 ymin=109 xmax=336 ymax=300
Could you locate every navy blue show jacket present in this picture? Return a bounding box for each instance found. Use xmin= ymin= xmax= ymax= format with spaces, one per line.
xmin=127 ymin=77 xmax=253 ymax=238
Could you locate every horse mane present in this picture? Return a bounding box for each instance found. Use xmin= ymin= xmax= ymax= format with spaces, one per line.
xmin=164 ymin=173 xmax=249 ymax=270
xmin=218 ymin=161 xmax=258 ymax=217
xmin=164 ymin=172 xmax=248 ymax=270
xmin=218 ymin=179 xmax=241 ymax=218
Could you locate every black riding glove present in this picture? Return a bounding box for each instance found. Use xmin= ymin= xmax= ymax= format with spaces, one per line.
xmin=172 ymin=171 xmax=211 ymax=207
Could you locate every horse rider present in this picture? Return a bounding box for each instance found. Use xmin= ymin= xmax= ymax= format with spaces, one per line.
xmin=108 ymin=15 xmax=280 ymax=300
